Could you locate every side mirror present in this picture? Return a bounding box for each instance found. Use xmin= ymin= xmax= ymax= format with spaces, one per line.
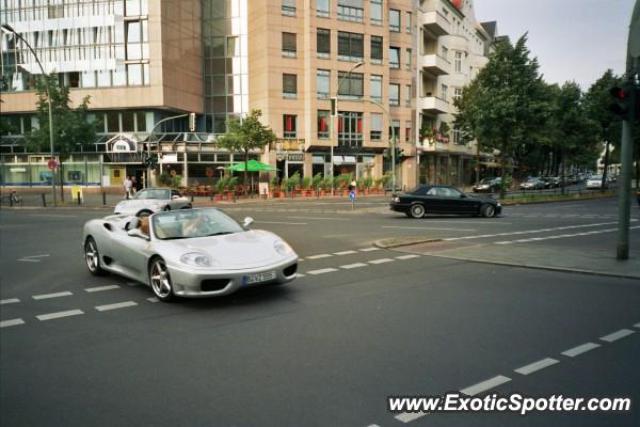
xmin=243 ymin=217 xmax=254 ymax=228
xmin=127 ymin=228 xmax=150 ymax=240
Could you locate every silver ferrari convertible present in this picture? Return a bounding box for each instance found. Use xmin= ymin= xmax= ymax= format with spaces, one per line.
xmin=82 ymin=208 xmax=298 ymax=301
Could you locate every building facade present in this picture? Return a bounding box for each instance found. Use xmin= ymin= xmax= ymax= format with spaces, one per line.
xmin=1 ymin=0 xmax=496 ymax=191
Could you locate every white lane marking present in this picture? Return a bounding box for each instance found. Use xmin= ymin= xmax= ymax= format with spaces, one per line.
xmin=334 ymin=250 xmax=358 ymax=256
xmin=396 ymin=254 xmax=421 ymax=260
xmin=382 ymin=225 xmax=476 ymax=232
xmin=445 ymin=221 xmax=634 ymax=242
xmin=496 ymin=226 xmax=640 ymax=245
xmin=296 ymin=273 xmax=305 ymax=277
xmin=369 ymin=258 xmax=394 ymax=265
xmin=147 ymin=297 xmax=159 ymax=303
xmin=0 ymin=318 xmax=25 ymax=328
xmin=360 ymin=247 xmax=380 ymax=252
xmin=298 ymin=258 xmax=305 ymax=262
xmin=85 ymin=285 xmax=120 ymax=293
xmin=634 ymin=322 xmax=640 ymax=329
xmin=514 ymin=358 xmax=559 ymax=375
xmin=600 ymin=329 xmax=635 ymax=343
xmin=255 ymin=221 xmax=307 ymax=225
xmin=307 ymin=268 xmax=339 ymax=275
xmin=561 ymin=342 xmax=601 ymax=358
xmin=32 ymin=291 xmax=73 ymax=300
xmin=340 ymin=263 xmax=368 ymax=269
xmin=17 ymin=254 xmax=50 ymax=263
xmin=287 ymin=216 xmax=350 ymax=221
xmin=95 ymin=301 xmax=138 ymax=312
xmin=0 ymin=298 xmax=20 ymax=305
xmin=395 ymin=412 xmax=427 ymax=423
xmin=460 ymin=375 xmax=511 ymax=396
xmin=306 ymin=254 xmax=332 ymax=260
xmin=36 ymin=309 xmax=84 ymax=321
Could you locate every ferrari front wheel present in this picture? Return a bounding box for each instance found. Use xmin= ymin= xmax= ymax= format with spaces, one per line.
xmin=84 ymin=237 xmax=105 ymax=276
xmin=149 ymin=257 xmax=175 ymax=302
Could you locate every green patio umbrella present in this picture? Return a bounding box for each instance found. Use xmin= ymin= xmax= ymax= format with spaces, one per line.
xmin=226 ymin=159 xmax=278 ymax=172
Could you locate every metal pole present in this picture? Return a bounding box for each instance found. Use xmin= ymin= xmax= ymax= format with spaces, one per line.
xmin=391 ymin=127 xmax=396 ymax=192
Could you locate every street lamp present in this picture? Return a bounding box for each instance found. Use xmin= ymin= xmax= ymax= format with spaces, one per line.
xmin=330 ymin=61 xmax=364 ymax=195
xmin=364 ymin=98 xmax=397 ymax=192
xmin=2 ymin=23 xmax=57 ymax=206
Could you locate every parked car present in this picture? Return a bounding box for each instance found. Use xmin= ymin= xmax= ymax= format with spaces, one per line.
xmin=82 ymin=208 xmax=299 ymax=301
xmin=114 ymin=187 xmax=192 ymax=217
xmin=472 ymin=177 xmax=502 ymax=193
xmin=519 ymin=178 xmax=545 ymax=190
xmin=390 ymin=185 xmax=502 ymax=218
xmin=586 ymin=175 xmax=608 ymax=189
xmin=545 ymin=176 xmax=561 ymax=188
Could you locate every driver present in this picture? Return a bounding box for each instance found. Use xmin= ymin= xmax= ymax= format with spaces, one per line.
xmin=138 ymin=216 xmax=150 ymax=236
xmin=182 ymin=214 xmax=211 ymax=236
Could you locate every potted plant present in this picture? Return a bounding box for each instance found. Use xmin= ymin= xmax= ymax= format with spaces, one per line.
xmin=312 ymin=173 xmax=323 ymax=197
xmin=279 ymin=177 xmax=288 ymax=198
xmin=215 ymin=177 xmax=228 ymax=201
xmin=301 ymin=176 xmax=312 ymax=197
xmin=364 ymin=176 xmax=373 ymax=195
xmin=288 ymin=172 xmax=301 ymax=197
xmin=270 ymin=176 xmax=280 ymax=198
xmin=226 ymin=177 xmax=239 ymax=200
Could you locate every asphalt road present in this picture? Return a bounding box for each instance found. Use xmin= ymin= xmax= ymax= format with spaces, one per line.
xmin=1 ymin=197 xmax=639 ymax=427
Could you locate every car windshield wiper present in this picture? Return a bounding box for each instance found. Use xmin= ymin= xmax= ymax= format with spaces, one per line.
xmin=162 ymin=236 xmax=189 ymax=240
xmin=205 ymin=231 xmax=234 ymax=237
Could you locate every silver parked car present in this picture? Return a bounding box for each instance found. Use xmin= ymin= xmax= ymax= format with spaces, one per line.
xmin=82 ymin=208 xmax=298 ymax=301
xmin=586 ymin=175 xmax=608 ymax=189
xmin=114 ymin=187 xmax=191 ymax=217
xmin=519 ymin=178 xmax=545 ymax=190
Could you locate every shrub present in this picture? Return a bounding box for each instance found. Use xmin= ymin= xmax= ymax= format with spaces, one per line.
xmin=288 ymin=172 xmax=301 ymax=190
xmin=302 ymin=176 xmax=312 ymax=190
xmin=312 ymin=173 xmax=323 ymax=189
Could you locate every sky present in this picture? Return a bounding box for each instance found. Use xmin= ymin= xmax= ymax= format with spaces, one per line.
xmin=474 ymin=0 xmax=634 ymax=90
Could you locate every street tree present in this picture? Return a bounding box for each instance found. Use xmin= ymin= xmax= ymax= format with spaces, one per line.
xmin=216 ymin=109 xmax=276 ymax=194
xmin=27 ymin=73 xmax=96 ymax=200
xmin=454 ymin=34 xmax=549 ymax=197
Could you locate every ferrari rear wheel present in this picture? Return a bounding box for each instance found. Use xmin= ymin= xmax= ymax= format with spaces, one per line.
xmin=84 ymin=237 xmax=105 ymax=276
xmin=149 ymin=257 xmax=174 ymax=302
xmin=410 ymin=203 xmax=426 ymax=219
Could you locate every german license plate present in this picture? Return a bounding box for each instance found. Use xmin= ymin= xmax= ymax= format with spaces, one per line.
xmin=244 ymin=271 xmax=276 ymax=285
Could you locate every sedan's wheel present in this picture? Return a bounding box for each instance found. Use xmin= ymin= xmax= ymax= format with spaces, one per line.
xmin=149 ymin=258 xmax=174 ymax=302
xmin=84 ymin=237 xmax=105 ymax=276
xmin=410 ymin=203 xmax=426 ymax=219
xmin=481 ymin=204 xmax=496 ymax=218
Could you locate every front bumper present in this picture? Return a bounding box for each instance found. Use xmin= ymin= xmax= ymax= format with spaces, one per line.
xmin=166 ymin=256 xmax=298 ymax=297
xmin=389 ymin=202 xmax=411 ymax=213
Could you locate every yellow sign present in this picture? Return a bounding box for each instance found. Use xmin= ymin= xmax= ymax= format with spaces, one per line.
xmin=71 ymin=185 xmax=83 ymax=201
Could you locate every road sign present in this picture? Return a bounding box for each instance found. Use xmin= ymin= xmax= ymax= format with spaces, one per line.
xmin=47 ymin=159 xmax=58 ymax=170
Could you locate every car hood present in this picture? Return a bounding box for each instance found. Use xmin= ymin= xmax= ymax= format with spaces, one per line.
xmin=158 ymin=230 xmax=296 ymax=270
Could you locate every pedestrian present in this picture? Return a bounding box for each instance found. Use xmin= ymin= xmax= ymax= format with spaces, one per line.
xmin=131 ymin=176 xmax=138 ymax=193
xmin=124 ymin=176 xmax=133 ymax=199
xmin=349 ymin=179 xmax=357 ymax=192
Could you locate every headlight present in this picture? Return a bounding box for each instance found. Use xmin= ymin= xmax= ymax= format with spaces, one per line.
xmin=392 ymin=196 xmax=400 ymax=203
xmin=274 ymin=240 xmax=294 ymax=256
xmin=180 ymin=252 xmax=212 ymax=267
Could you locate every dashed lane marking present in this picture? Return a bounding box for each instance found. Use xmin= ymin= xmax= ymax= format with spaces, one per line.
xmin=0 ymin=318 xmax=25 ymax=328
xmin=0 ymin=298 xmax=20 ymax=305
xmin=255 ymin=221 xmax=307 ymax=225
xmin=147 ymin=297 xmax=159 ymax=303
xmin=359 ymin=247 xmax=380 ymax=252
xmin=306 ymin=254 xmax=332 ymax=260
xmin=287 ymin=216 xmax=350 ymax=221
xmin=307 ymin=268 xmax=339 ymax=275
xmin=600 ymin=329 xmax=635 ymax=343
xmin=634 ymin=322 xmax=640 ymax=329
xmin=85 ymin=285 xmax=120 ymax=293
xmin=334 ymin=250 xmax=358 ymax=255
xmin=17 ymin=254 xmax=50 ymax=263
xmin=395 ymin=412 xmax=427 ymax=423
xmin=396 ymin=254 xmax=421 ymax=260
xmin=32 ymin=291 xmax=73 ymax=300
xmin=95 ymin=301 xmax=138 ymax=312
xmin=495 ymin=226 xmax=640 ymax=245
xmin=459 ymin=375 xmax=511 ymax=396
xmin=369 ymin=258 xmax=394 ymax=265
xmin=382 ymin=225 xmax=476 ymax=232
xmin=514 ymin=358 xmax=559 ymax=376
xmin=561 ymin=342 xmax=601 ymax=358
xmin=36 ymin=309 xmax=84 ymax=321
xmin=340 ymin=263 xmax=368 ymax=269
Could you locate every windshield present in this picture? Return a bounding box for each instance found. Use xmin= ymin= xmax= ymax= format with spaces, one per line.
xmin=152 ymin=208 xmax=244 ymax=240
xmin=590 ymin=175 xmax=603 ymax=180
xmin=134 ymin=189 xmax=170 ymax=200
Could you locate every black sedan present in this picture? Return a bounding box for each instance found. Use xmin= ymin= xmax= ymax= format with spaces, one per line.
xmin=390 ymin=185 xmax=502 ymax=219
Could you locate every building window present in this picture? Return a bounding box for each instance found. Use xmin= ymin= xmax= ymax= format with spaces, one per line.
xmin=389 ymin=47 xmax=400 ymax=68
xmin=389 ymin=120 xmax=400 ymax=142
xmin=316 ymin=0 xmax=330 ymax=17
xmin=370 ymin=36 xmax=383 ymax=64
xmin=404 ymin=84 xmax=412 ymax=106
xmin=454 ymin=51 xmax=462 ymax=73
xmin=405 ymin=48 xmax=412 ymax=69
xmin=282 ymin=32 xmax=297 ymax=57
xmin=282 ymin=0 xmax=296 ymax=16
xmin=389 ymin=83 xmax=400 ymax=106
xmin=453 ymin=87 xmax=463 ymax=103
xmin=317 ymin=69 xmax=330 ymax=99
xmin=389 ymin=9 xmax=400 ymax=32
xmin=338 ymin=31 xmax=364 ymax=61
xmin=370 ymin=0 xmax=383 ymax=25
xmin=453 ymin=127 xmax=463 ymax=144
xmin=370 ymin=75 xmax=383 ymax=103
xmin=441 ymin=45 xmax=449 ymax=60
xmin=283 ymin=115 xmax=297 ymax=138
xmin=441 ymin=84 xmax=448 ymax=102
xmin=338 ymin=111 xmax=363 ymax=147
xmin=337 ymin=0 xmax=364 ymax=22
xmin=406 ymin=12 xmax=412 ymax=32
xmin=370 ymin=113 xmax=383 ymax=141
xmin=318 ymin=110 xmax=330 ymax=139
xmin=283 ymin=74 xmax=297 ymax=98
xmin=405 ymin=121 xmax=412 ymax=142
xmin=337 ymin=71 xmax=363 ymax=99
xmin=317 ymin=28 xmax=330 ymax=58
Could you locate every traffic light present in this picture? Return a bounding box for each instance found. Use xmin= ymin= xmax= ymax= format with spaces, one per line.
xmin=609 ymin=86 xmax=632 ymax=120
xmin=143 ymin=153 xmax=158 ymax=168
xmin=394 ymin=147 xmax=405 ymax=161
xmin=189 ymin=112 xmax=196 ymax=132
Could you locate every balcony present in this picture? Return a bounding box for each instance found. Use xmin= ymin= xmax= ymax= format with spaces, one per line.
xmin=419 ymin=54 xmax=450 ymax=76
xmin=420 ymin=10 xmax=450 ymax=37
xmin=270 ymin=139 xmax=305 ymax=152
xmin=418 ymin=96 xmax=449 ymax=114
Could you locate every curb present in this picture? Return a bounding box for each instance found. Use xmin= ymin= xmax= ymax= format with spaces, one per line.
xmin=374 ymin=237 xmax=443 ymax=249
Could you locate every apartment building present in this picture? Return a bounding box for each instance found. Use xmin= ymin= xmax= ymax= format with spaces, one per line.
xmin=416 ymin=0 xmax=496 ymax=186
